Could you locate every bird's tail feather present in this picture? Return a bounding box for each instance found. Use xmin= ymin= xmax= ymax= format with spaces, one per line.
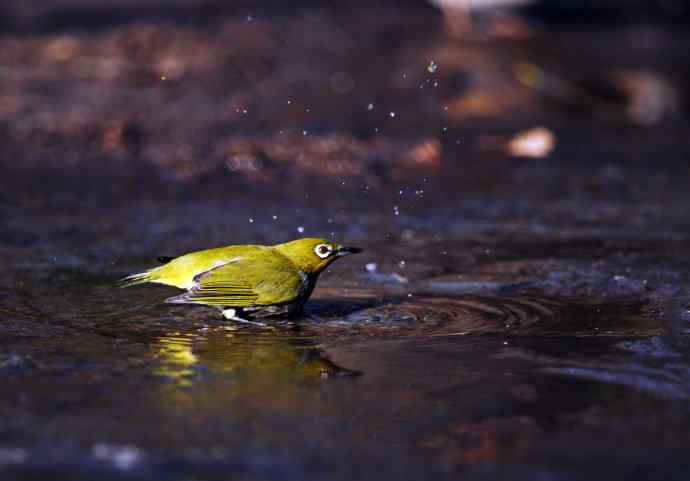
xmin=119 ymin=270 xmax=152 ymax=287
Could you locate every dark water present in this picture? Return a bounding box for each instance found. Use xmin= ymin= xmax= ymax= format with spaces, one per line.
xmin=3 ymin=1 xmax=690 ymax=479
xmin=3 ymin=229 xmax=690 ymax=480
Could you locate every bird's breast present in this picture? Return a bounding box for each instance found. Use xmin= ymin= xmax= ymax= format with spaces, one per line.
xmin=297 ymin=271 xmax=317 ymax=301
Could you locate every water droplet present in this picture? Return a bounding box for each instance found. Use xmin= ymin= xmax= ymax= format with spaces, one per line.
xmin=367 ymin=102 xmax=374 ymax=111
xmin=393 ymin=205 xmax=400 ymax=216
xmin=92 ymin=444 xmax=141 ymax=471
xmin=248 ymin=218 xmax=254 ymax=223
xmin=246 ymin=15 xmax=253 ymax=22
xmin=297 ymin=226 xmax=305 ymax=233
xmin=427 ymin=60 xmax=438 ymax=74
xmin=272 ymin=215 xmax=278 ymax=220
xmin=302 ymin=130 xmax=308 ymax=136
xmin=389 ymin=112 xmax=396 ymax=118
xmin=365 ymin=262 xmax=378 ymax=272
xmin=398 ymin=260 xmax=406 ymax=269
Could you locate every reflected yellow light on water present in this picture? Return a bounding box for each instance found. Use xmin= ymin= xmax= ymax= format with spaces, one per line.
xmin=153 ymin=333 xmax=199 ymax=387
xmin=152 ymin=328 xmax=359 ymax=390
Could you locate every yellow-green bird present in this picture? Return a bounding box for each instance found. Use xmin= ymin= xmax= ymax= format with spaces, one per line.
xmin=122 ymin=238 xmax=362 ymax=324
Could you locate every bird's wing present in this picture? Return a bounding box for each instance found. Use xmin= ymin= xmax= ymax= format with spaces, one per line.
xmin=165 ymin=253 xmax=303 ymax=307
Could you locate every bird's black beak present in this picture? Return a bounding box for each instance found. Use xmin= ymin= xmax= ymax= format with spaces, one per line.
xmin=337 ymin=246 xmax=363 ymax=257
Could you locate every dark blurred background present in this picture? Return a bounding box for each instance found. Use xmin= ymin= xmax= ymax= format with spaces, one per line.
xmin=2 ymin=0 xmax=690 ymax=272
xmin=3 ymin=0 xmax=690 ymax=219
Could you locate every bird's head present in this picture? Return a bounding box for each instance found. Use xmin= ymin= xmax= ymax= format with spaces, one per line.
xmin=273 ymin=238 xmax=362 ymax=275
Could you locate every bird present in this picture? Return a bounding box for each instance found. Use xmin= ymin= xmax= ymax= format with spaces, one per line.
xmin=121 ymin=238 xmax=362 ymax=325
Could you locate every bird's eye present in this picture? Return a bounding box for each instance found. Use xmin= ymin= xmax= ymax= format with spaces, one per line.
xmin=314 ymin=243 xmax=332 ymax=259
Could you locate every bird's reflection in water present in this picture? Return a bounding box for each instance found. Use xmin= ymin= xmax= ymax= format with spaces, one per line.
xmin=149 ymin=327 xmax=360 ymax=445
xmin=152 ymin=327 xmax=360 ymax=388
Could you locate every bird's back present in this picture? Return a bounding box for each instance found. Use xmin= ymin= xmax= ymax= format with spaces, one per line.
xmin=147 ymin=244 xmax=276 ymax=289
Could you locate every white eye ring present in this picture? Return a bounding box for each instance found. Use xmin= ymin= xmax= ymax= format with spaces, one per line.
xmin=314 ymin=243 xmax=333 ymax=259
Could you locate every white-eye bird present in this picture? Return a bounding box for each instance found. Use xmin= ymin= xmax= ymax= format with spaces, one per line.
xmin=122 ymin=238 xmax=362 ymax=324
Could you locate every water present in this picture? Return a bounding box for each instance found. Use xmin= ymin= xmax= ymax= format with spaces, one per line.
xmin=4 ymin=181 xmax=690 ymax=481
xmin=4 ymin=160 xmax=690 ymax=481
xmin=2 ymin=230 xmax=690 ymax=480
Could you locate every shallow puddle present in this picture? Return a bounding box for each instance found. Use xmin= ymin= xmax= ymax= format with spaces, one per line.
xmin=2 ymin=260 xmax=689 ymax=480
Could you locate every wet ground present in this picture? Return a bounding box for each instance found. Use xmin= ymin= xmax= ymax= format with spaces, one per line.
xmin=2 ymin=1 xmax=690 ymax=479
